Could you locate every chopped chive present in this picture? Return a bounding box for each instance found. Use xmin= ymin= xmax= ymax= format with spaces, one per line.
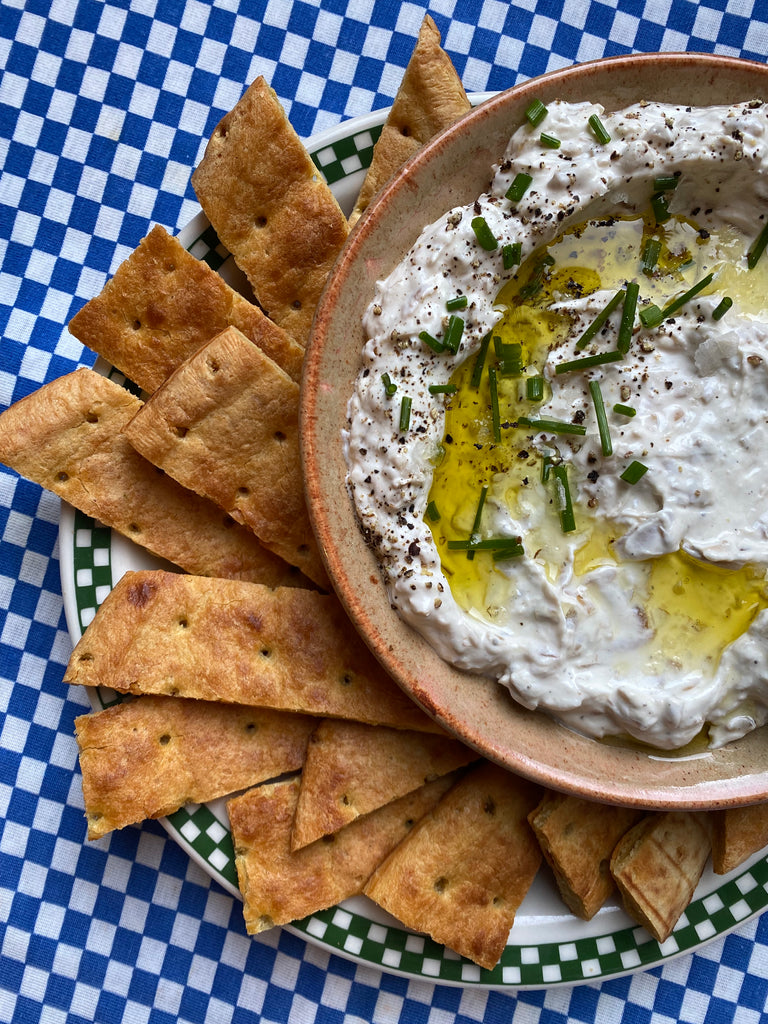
xmin=426 ymin=500 xmax=441 ymax=522
xmin=446 ymin=537 xmax=524 ymax=556
xmin=399 ymin=395 xmax=412 ymax=432
xmin=575 ymin=288 xmax=624 ymax=349
xmin=506 ymin=172 xmax=533 ymax=202
xmin=555 ymin=349 xmax=623 ymax=375
xmin=541 ymin=454 xmax=553 ymax=483
xmin=446 ymin=294 xmax=468 ymax=311
xmin=588 ymin=380 xmax=612 ymax=457
xmin=613 ymin=403 xmax=636 ymax=417
xmin=493 ymin=544 xmax=525 ymax=561
xmin=540 ymin=132 xmax=561 ymax=149
xmin=588 ymin=113 xmax=610 ymax=144
xmin=471 ymin=216 xmax=498 ymax=251
xmin=653 ymin=175 xmax=679 ymax=191
xmin=502 ymin=241 xmax=522 ymax=269
xmin=651 ymin=192 xmax=670 ymax=224
xmin=466 ymin=484 xmax=489 ymax=560
xmin=443 ymin=315 xmax=464 ymax=354
xmin=747 ymin=222 xmax=768 ymax=269
xmin=639 ymin=303 xmax=663 ymax=328
xmin=552 ymin=464 xmax=576 ymax=533
xmin=470 ymin=332 xmax=491 ymax=388
xmin=419 ymin=330 xmax=444 ymax=353
xmin=517 ymin=416 xmax=586 ymax=436
xmin=712 ymin=296 xmax=733 ymax=320
xmin=488 ymin=367 xmax=501 ymax=442
xmin=620 ymin=460 xmax=648 ymax=484
xmin=381 ymin=372 xmax=397 ymax=397
xmin=641 ymin=237 xmax=662 ymax=275
xmin=525 ymin=99 xmax=548 ymax=127
xmin=617 ymin=281 xmax=639 ymax=354
xmin=494 ymin=337 xmax=524 ymax=376
xmin=428 ymin=383 xmax=457 ymax=395
xmin=526 ymin=375 xmax=544 ymax=401
xmin=641 ymin=272 xmax=715 ymax=328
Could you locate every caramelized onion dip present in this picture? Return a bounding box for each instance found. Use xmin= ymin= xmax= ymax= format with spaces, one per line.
xmin=345 ymin=98 xmax=768 ymax=751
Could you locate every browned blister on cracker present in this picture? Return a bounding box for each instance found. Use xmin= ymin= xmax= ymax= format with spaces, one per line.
xmin=364 ymin=761 xmax=542 ymax=970
xmin=228 ymin=773 xmax=454 ymax=934
xmin=291 ymin=719 xmax=478 ymax=850
xmin=711 ymin=802 xmax=768 ymax=874
xmin=64 ymin=569 xmax=442 ymax=733
xmin=0 ymin=368 xmax=299 ymax=585
xmin=191 ymin=76 xmax=349 ymax=346
xmin=68 ymin=225 xmax=304 ymax=392
xmin=123 ymin=325 xmax=327 ymax=586
xmin=75 ymin=695 xmax=315 ymax=839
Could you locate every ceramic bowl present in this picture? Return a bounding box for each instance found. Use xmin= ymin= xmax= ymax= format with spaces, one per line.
xmin=301 ymin=52 xmax=768 ymax=808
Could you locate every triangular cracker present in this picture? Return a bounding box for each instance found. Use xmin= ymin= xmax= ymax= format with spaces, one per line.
xmin=364 ymin=761 xmax=542 ymax=970
xmin=0 ymin=368 xmax=299 ymax=585
xmin=191 ymin=76 xmax=349 ymax=346
xmin=64 ymin=569 xmax=442 ymax=733
xmin=711 ymin=802 xmax=768 ymax=874
xmin=291 ymin=719 xmax=478 ymax=849
xmin=123 ymin=325 xmax=327 ymax=587
xmin=349 ymin=15 xmax=470 ymax=226
xmin=68 ymin=225 xmax=305 ymax=392
xmin=228 ymin=773 xmax=455 ymax=934
xmin=76 ymin=695 xmax=315 ymax=839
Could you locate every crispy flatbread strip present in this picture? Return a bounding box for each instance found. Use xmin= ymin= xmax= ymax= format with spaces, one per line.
xmin=292 ymin=719 xmax=478 ymax=850
xmin=124 ymin=325 xmax=327 ymax=587
xmin=610 ymin=811 xmax=712 ymax=943
xmin=528 ymin=792 xmax=644 ymax=920
xmin=75 ymin=695 xmax=315 ymax=840
xmin=228 ymin=773 xmax=454 ymax=934
xmin=711 ymin=803 xmax=768 ymax=874
xmin=68 ymin=225 xmax=304 ymax=392
xmin=349 ymin=15 xmax=470 ymax=226
xmin=364 ymin=761 xmax=542 ymax=970
xmin=191 ymin=76 xmax=349 ymax=346
xmin=0 ymin=368 xmax=299 ymax=586
xmin=65 ymin=569 xmax=442 ymax=733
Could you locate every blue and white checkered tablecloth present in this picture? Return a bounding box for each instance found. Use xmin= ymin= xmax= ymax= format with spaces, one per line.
xmin=4 ymin=2 xmax=768 ymax=1021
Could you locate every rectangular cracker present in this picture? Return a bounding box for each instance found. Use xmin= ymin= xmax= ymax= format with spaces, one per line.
xmin=349 ymin=15 xmax=470 ymax=226
xmin=191 ymin=76 xmax=349 ymax=346
xmin=68 ymin=225 xmax=305 ymax=392
xmin=292 ymin=719 xmax=478 ymax=849
xmin=711 ymin=803 xmax=768 ymax=874
xmin=528 ymin=792 xmax=644 ymax=920
xmin=123 ymin=325 xmax=326 ymax=587
xmin=228 ymin=773 xmax=455 ymax=934
xmin=364 ymin=761 xmax=542 ymax=970
xmin=75 ymin=695 xmax=315 ymax=839
xmin=0 ymin=368 xmax=299 ymax=586
xmin=64 ymin=569 xmax=442 ymax=734
xmin=610 ymin=811 xmax=712 ymax=942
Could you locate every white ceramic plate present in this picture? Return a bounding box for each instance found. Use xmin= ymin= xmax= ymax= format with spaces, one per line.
xmin=59 ymin=102 xmax=768 ymax=990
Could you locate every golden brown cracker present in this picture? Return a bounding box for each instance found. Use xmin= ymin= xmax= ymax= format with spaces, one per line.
xmin=191 ymin=76 xmax=349 ymax=345
xmin=711 ymin=802 xmax=768 ymax=874
xmin=68 ymin=225 xmax=304 ymax=392
xmin=75 ymin=695 xmax=315 ymax=839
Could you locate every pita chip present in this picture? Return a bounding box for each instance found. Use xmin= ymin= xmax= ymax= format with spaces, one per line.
xmin=291 ymin=719 xmax=478 ymax=849
xmin=711 ymin=802 xmax=768 ymax=875
xmin=191 ymin=76 xmax=349 ymax=346
xmin=228 ymin=773 xmax=454 ymax=934
xmin=64 ymin=569 xmax=442 ymax=733
xmin=364 ymin=761 xmax=541 ymax=970
xmin=75 ymin=695 xmax=315 ymax=839
xmin=0 ymin=368 xmax=299 ymax=586
xmin=349 ymin=15 xmax=470 ymax=226
xmin=123 ymin=325 xmax=327 ymax=587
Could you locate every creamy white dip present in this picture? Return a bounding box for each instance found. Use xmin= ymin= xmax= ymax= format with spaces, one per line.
xmin=345 ymin=98 xmax=768 ymax=751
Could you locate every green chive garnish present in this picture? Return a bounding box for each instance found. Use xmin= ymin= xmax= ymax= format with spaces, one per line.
xmin=552 ymin=464 xmax=576 ymax=533
xmin=446 ymin=294 xmax=468 ymax=311
xmin=589 ymin=380 xmax=612 ymax=457
xmin=489 ymin=367 xmax=501 ymax=442
xmin=444 ymin=315 xmax=464 ymax=354
xmin=617 ymin=281 xmax=639 ymax=354
xmin=471 ymin=216 xmax=498 ymax=251
xmin=651 ymin=193 xmax=670 ymax=224
xmin=470 ymin=332 xmax=491 ymax=388
xmin=747 ymin=222 xmax=768 ymax=269
xmin=426 ymin=500 xmax=441 ymax=522
xmin=428 ymin=383 xmax=457 ymax=395
xmin=381 ymin=372 xmax=397 ymax=397
xmin=506 ymin=172 xmax=533 ymax=202
xmin=620 ymin=460 xmax=648 ymax=484
xmin=502 ymin=241 xmax=522 ymax=269
xmin=419 ymin=330 xmax=444 ymax=353
xmin=399 ymin=396 xmax=412 ymax=432
xmin=466 ymin=484 xmax=489 ymax=560
xmin=613 ymin=403 xmax=636 ymax=417
xmin=639 ymin=304 xmax=663 ymax=329
xmin=526 ymin=375 xmax=544 ymax=401
xmin=653 ymin=175 xmax=679 ymax=191
xmin=641 ymin=237 xmax=662 ymax=275
xmin=446 ymin=537 xmax=524 ymax=558
xmin=525 ymin=99 xmax=548 ymax=127
xmin=712 ymin=296 xmax=733 ymax=320
xmin=588 ymin=113 xmax=610 ymax=144
xmin=540 ymin=132 xmax=561 ymax=149
xmin=641 ymin=272 xmax=715 ymax=327
xmin=517 ymin=416 xmax=586 ymax=436
xmin=494 ymin=337 xmax=523 ymax=376
xmin=575 ymin=289 xmax=624 ymax=350
xmin=493 ymin=544 xmax=525 ymax=561
xmin=555 ymin=350 xmax=623 ymax=375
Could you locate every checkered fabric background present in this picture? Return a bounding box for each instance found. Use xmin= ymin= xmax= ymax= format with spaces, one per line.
xmin=4 ymin=1 xmax=768 ymax=1021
